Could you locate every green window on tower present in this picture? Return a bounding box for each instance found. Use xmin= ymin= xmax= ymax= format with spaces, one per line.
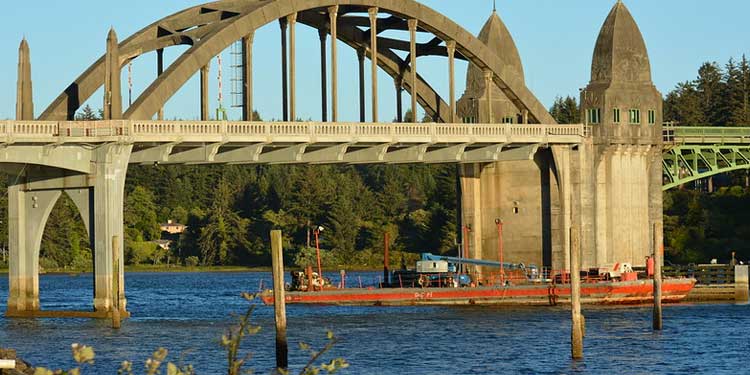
xmin=586 ymin=108 xmax=601 ymax=124
xmin=629 ymin=109 xmax=641 ymax=124
xmin=648 ymin=110 xmax=656 ymax=125
xmin=613 ymin=108 xmax=621 ymax=124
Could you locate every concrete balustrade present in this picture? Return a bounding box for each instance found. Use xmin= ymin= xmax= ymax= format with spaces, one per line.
xmin=0 ymin=120 xmax=588 ymax=144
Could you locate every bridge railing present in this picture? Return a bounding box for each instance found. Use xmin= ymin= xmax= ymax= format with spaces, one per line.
xmin=668 ymin=126 xmax=750 ymax=144
xmin=0 ymin=120 xmax=589 ymax=142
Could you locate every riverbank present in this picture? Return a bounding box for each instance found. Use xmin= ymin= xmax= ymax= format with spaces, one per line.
xmin=0 ymin=265 xmax=385 ymax=275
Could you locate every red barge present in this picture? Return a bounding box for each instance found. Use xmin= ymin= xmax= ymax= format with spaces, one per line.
xmin=261 ymin=253 xmax=696 ymax=306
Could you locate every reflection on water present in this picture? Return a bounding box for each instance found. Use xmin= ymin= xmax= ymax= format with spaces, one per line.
xmin=0 ymin=272 xmax=748 ymax=374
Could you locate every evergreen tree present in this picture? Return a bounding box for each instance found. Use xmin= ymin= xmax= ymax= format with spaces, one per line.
xmin=549 ymin=96 xmax=580 ymax=124
xmin=696 ymin=62 xmax=727 ymax=125
xmin=664 ymin=81 xmax=706 ymax=125
xmin=197 ymin=177 xmax=250 ymax=265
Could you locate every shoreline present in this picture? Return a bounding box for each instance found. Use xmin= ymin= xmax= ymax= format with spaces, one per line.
xmin=0 ymin=265 xmax=384 ymax=275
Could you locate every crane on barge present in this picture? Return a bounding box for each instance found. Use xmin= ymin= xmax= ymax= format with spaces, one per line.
xmin=390 ymin=253 xmax=540 ymax=288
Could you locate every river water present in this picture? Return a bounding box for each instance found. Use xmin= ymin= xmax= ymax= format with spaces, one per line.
xmin=0 ymin=272 xmax=748 ymax=374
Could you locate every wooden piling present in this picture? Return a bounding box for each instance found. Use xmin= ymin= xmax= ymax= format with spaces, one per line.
xmin=383 ymin=232 xmax=390 ymax=287
xmin=112 ymin=235 xmax=121 ymax=329
xmin=270 ymin=230 xmax=288 ymax=372
xmin=570 ymin=227 xmax=583 ymax=360
xmin=653 ymin=223 xmax=663 ymax=330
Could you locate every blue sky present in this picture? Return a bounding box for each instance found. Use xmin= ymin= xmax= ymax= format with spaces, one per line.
xmin=1 ymin=0 xmax=748 ymax=121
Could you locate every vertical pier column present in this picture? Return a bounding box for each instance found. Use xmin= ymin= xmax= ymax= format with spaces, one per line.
xmin=735 ymin=265 xmax=750 ymax=302
xmin=103 ymin=28 xmax=122 ymax=120
xmin=319 ymin=28 xmax=328 ymax=122
xmin=552 ymin=145 xmax=573 ymax=271
xmin=242 ymin=33 xmax=254 ymax=121
xmin=369 ymin=7 xmax=379 ymax=122
xmin=395 ymin=77 xmax=403 ymax=123
xmin=446 ymin=40 xmax=456 ymax=123
xmin=200 ymin=64 xmax=210 ymax=121
xmin=328 ymin=6 xmax=339 ymax=122
xmin=408 ymin=19 xmax=418 ymax=121
xmin=157 ymin=48 xmax=165 ymax=120
xmin=279 ymin=18 xmax=289 ymax=122
xmin=92 ymin=144 xmax=132 ymax=313
xmin=483 ymin=69 xmax=493 ymax=123
xmin=6 ymin=182 xmax=61 ymax=316
xmin=288 ymin=13 xmax=297 ymax=122
xmin=358 ymin=49 xmax=366 ymax=122
xmin=16 ymin=38 xmax=33 ymax=121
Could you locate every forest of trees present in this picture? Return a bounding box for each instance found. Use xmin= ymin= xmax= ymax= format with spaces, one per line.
xmin=1 ymin=55 xmax=749 ymax=271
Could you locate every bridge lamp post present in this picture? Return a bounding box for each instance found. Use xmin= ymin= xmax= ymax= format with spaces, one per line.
xmin=313 ymin=225 xmax=324 ymax=279
xmin=495 ymin=218 xmax=504 ymax=284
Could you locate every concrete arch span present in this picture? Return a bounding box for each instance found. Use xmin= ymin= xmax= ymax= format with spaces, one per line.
xmin=40 ymin=0 xmax=555 ymax=125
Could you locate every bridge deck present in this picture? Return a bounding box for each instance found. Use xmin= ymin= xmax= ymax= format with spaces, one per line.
xmin=0 ymin=121 xmax=588 ymax=165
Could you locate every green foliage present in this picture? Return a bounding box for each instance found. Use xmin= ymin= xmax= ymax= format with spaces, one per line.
xmin=664 ymin=188 xmax=750 ymax=263
xmin=124 ymin=186 xmax=161 ymax=242
xmin=664 ymin=55 xmax=750 ymax=126
xmin=126 ymin=241 xmax=159 ymax=265
xmin=184 ymin=256 xmax=199 ymax=268
xmin=549 ymin=96 xmax=581 ymax=124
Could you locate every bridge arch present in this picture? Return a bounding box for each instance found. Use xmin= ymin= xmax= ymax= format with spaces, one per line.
xmin=40 ymin=0 xmax=555 ymax=124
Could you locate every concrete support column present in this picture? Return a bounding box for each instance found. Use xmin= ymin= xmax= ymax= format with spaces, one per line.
xmin=6 ymin=183 xmax=61 ymax=316
xmin=358 ymin=49 xmax=366 ymax=122
xmin=157 ymin=48 xmax=164 ymax=120
xmin=92 ymin=144 xmax=132 ymax=313
xmin=552 ymin=145 xmax=572 ymax=271
xmin=103 ymin=28 xmax=122 ymax=120
xmin=319 ymin=28 xmax=328 ymax=122
xmin=446 ymin=40 xmax=456 ymax=124
xmin=328 ymin=6 xmax=339 ymax=122
xmin=735 ymin=265 xmax=749 ymax=302
xmin=242 ymin=33 xmax=254 ymax=121
xmin=16 ymin=38 xmax=34 ymax=121
xmin=483 ymin=69 xmax=493 ymax=124
xmin=459 ymin=164 xmax=483 ymax=266
xmin=408 ymin=19 xmax=418 ymax=122
xmin=200 ymin=64 xmax=210 ymax=121
xmin=369 ymin=7 xmax=379 ymax=123
xmin=395 ymin=77 xmax=403 ymax=123
xmin=288 ymin=13 xmax=297 ymax=122
xmin=279 ymin=18 xmax=289 ymax=122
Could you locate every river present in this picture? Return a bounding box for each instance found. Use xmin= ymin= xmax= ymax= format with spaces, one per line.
xmin=0 ymin=272 xmax=748 ymax=374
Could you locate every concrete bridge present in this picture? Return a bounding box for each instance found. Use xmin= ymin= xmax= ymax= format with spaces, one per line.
xmin=4 ymin=0 xmax=748 ymax=318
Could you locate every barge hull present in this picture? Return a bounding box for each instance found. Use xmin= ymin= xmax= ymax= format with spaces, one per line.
xmin=261 ymin=279 xmax=696 ymax=306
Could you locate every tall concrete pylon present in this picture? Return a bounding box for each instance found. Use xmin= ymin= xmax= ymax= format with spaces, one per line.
xmin=456 ymin=9 xmax=556 ymax=275
xmin=577 ymin=0 xmax=664 ymax=268
xmin=104 ymin=28 xmax=122 ymax=120
xmin=16 ymin=38 xmax=34 ymax=120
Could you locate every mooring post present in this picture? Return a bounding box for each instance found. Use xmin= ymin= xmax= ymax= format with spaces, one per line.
xmin=570 ymin=227 xmax=583 ymax=360
xmin=653 ymin=223 xmax=663 ymax=330
xmin=270 ymin=230 xmax=288 ymax=373
xmin=112 ymin=235 xmax=121 ymax=329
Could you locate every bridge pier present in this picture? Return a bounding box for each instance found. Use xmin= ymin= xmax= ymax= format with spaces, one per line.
xmin=5 ymin=144 xmax=131 ymax=317
xmin=91 ymin=144 xmax=132 ymax=313
xmin=7 ymin=185 xmax=61 ymax=315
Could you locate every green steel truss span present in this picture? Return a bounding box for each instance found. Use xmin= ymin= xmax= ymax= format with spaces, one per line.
xmin=663 ymin=126 xmax=750 ymax=190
